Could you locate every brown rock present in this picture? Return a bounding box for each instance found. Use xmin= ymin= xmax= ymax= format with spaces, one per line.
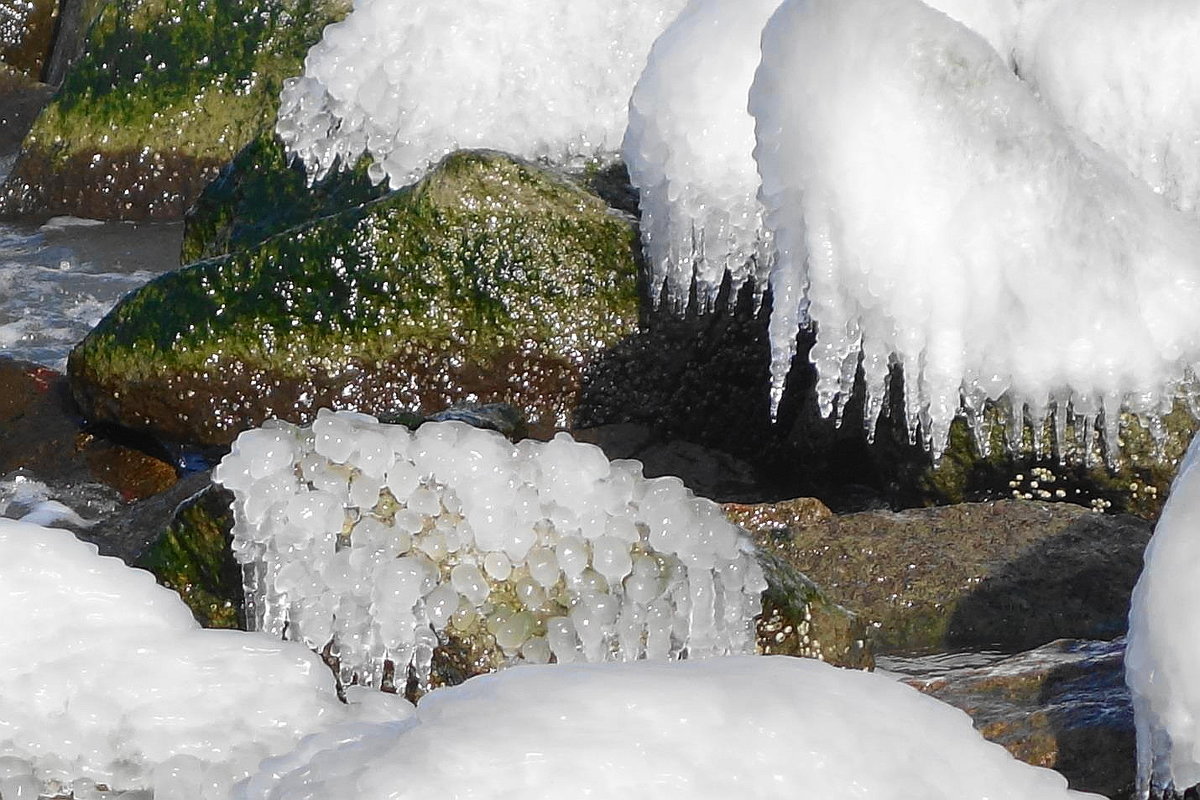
xmin=728 ymin=498 xmax=1151 ymax=653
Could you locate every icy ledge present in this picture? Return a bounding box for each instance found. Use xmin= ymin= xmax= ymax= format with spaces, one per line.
xmin=214 ymin=412 xmax=768 ymax=694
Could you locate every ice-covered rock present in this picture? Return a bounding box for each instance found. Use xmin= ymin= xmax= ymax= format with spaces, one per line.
xmin=1013 ymin=0 xmax=1200 ymax=216
xmin=277 ymin=0 xmax=689 ymax=189
xmin=236 ymin=655 xmax=1103 ymax=800
xmin=750 ymin=0 xmax=1200 ymax=456
xmin=0 ymin=518 xmax=407 ymax=800
xmin=214 ymin=411 xmax=768 ymax=694
xmin=1126 ymin=433 xmax=1200 ymax=798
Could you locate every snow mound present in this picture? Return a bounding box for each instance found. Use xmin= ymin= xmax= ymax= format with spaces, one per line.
xmin=277 ymin=0 xmax=688 ymax=189
xmin=214 ymin=412 xmax=768 ymax=695
xmin=0 ymin=519 xmax=407 ymax=800
xmin=236 ymin=655 xmax=1104 ymax=800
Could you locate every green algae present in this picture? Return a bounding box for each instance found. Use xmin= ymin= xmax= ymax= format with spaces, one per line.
xmin=70 ymin=150 xmax=641 ymax=444
xmin=135 ymin=484 xmax=242 ymax=628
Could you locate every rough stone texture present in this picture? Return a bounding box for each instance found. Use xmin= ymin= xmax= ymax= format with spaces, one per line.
xmin=0 ymin=0 xmax=57 ymax=78
xmin=0 ymin=0 xmax=348 ymax=220
xmin=727 ymin=497 xmax=1152 ymax=653
xmin=0 ymin=356 xmax=176 ymax=501
xmin=885 ymin=638 xmax=1135 ymax=800
xmin=68 ymin=150 xmax=642 ymax=447
xmin=0 ymin=67 xmax=52 ymax=170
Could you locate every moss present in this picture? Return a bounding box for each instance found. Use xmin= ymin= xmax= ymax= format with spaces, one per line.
xmin=2 ymin=0 xmax=349 ymax=218
xmin=135 ymin=484 xmax=242 ymax=628
xmin=69 ymin=150 xmax=641 ymax=444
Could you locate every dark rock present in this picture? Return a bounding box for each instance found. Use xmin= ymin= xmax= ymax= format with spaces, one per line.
xmin=884 ymin=638 xmax=1135 ymax=799
xmin=0 ymin=356 xmax=176 ymax=500
xmin=68 ymin=150 xmax=641 ymax=447
xmin=0 ymin=0 xmax=348 ymax=220
xmin=727 ymin=497 xmax=1152 ymax=653
xmin=0 ymin=0 xmax=58 ymax=78
xmin=0 ymin=68 xmax=52 ymax=173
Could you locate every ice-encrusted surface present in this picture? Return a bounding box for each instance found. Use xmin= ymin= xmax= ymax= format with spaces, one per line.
xmin=276 ymin=0 xmax=688 ymax=189
xmin=214 ymin=412 xmax=768 ymax=694
xmin=0 ymin=518 xmax=408 ymax=800
xmin=749 ymin=0 xmax=1200 ymax=455
xmin=235 ymin=655 xmax=1103 ymax=800
xmin=1127 ymin=433 xmax=1200 ymax=798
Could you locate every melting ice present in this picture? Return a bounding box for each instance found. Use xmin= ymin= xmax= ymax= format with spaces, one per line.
xmin=214 ymin=412 xmax=768 ymax=694
xmin=276 ymin=0 xmax=688 ymax=188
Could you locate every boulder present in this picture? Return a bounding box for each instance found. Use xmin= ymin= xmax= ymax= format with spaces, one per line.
xmin=886 ymin=638 xmax=1134 ymax=799
xmin=0 ymin=0 xmax=348 ymax=220
xmin=68 ymin=150 xmax=641 ymax=447
xmin=0 ymin=0 xmax=58 ymax=78
xmin=726 ymin=497 xmax=1152 ymax=653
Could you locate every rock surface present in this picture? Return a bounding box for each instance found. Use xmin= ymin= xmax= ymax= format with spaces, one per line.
xmin=68 ymin=150 xmax=642 ymax=446
xmin=884 ymin=638 xmax=1134 ymax=799
xmin=727 ymin=497 xmax=1152 ymax=653
xmin=0 ymin=0 xmax=347 ymax=220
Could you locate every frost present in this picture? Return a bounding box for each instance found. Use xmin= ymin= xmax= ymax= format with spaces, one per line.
xmin=277 ymin=0 xmax=688 ymax=189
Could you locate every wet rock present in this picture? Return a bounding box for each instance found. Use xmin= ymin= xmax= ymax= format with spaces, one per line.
xmin=182 ymin=132 xmax=389 ymax=264
xmin=0 ymin=67 xmax=52 ymax=176
xmin=883 ymin=638 xmax=1135 ymax=799
xmin=726 ymin=497 xmax=1152 ymax=653
xmin=0 ymin=0 xmax=58 ymax=78
xmin=0 ymin=356 xmax=176 ymax=500
xmin=0 ymin=0 xmax=348 ymax=220
xmin=69 ymin=150 xmax=641 ymax=447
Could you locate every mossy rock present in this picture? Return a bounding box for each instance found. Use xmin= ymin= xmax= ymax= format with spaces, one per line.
xmin=182 ymin=132 xmax=390 ymax=264
xmin=135 ymin=482 xmax=242 ymax=628
xmin=69 ymin=149 xmax=642 ymax=445
xmin=0 ymin=0 xmax=348 ymax=219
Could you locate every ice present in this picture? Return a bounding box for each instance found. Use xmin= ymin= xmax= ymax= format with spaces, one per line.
xmin=0 ymin=518 xmax=407 ymax=799
xmin=748 ymin=0 xmax=1200 ymax=456
xmin=277 ymin=0 xmax=689 ymax=190
xmin=1127 ymin=432 xmax=1200 ymax=798
xmin=234 ymin=656 xmax=1102 ymax=800
xmin=217 ymin=413 xmax=767 ymax=693
xmin=1013 ymin=0 xmax=1200 ymax=216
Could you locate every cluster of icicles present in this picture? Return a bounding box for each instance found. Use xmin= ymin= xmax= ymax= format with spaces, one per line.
xmin=214 ymin=410 xmax=767 ymax=693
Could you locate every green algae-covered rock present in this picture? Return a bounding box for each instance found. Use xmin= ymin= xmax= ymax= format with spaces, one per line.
xmin=0 ymin=0 xmax=347 ymax=219
xmin=182 ymin=133 xmax=390 ymax=264
xmin=135 ymin=482 xmax=242 ymax=628
xmin=69 ymin=150 xmax=642 ymax=445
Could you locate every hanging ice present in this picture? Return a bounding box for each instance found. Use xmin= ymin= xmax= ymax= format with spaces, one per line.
xmin=1126 ymin=433 xmax=1200 ymax=799
xmin=214 ymin=411 xmax=768 ymax=695
xmin=276 ymin=0 xmax=688 ymax=189
xmin=1013 ymin=0 xmax=1200 ymax=216
xmin=623 ymin=0 xmax=782 ymax=311
xmin=749 ymin=0 xmax=1200 ymax=456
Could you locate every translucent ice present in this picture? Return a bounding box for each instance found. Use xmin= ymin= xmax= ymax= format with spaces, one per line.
xmin=235 ymin=656 xmax=1103 ymax=800
xmin=1127 ymin=433 xmax=1200 ymax=798
xmin=216 ymin=412 xmax=768 ymax=694
xmin=750 ymin=0 xmax=1200 ymax=455
xmin=277 ymin=0 xmax=689 ymax=189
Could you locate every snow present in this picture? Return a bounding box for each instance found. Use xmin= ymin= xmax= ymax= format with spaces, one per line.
xmin=276 ymin=0 xmax=688 ymax=189
xmin=235 ymin=655 xmax=1102 ymax=800
xmin=1126 ymin=432 xmax=1200 ymax=798
xmin=749 ymin=0 xmax=1200 ymax=455
xmin=0 ymin=518 xmax=409 ymax=800
xmin=214 ymin=412 xmax=768 ymax=694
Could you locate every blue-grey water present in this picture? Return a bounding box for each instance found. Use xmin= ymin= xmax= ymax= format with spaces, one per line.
xmin=0 ymin=217 xmax=181 ymax=370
